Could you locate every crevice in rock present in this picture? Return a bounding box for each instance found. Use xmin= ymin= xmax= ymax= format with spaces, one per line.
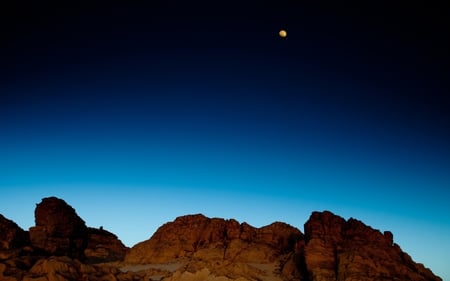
xmin=333 ymin=246 xmax=339 ymax=280
xmin=296 ymin=247 xmax=310 ymax=281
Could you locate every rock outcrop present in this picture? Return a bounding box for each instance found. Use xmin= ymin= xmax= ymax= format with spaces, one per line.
xmin=29 ymin=197 xmax=88 ymax=259
xmin=303 ymin=211 xmax=440 ymax=281
xmin=0 ymin=214 xmax=29 ymax=252
xmin=84 ymin=227 xmax=128 ymax=263
xmin=125 ymin=214 xmax=303 ymax=280
xmin=126 ymin=214 xmax=303 ymax=264
xmin=0 ymin=197 xmax=443 ymax=281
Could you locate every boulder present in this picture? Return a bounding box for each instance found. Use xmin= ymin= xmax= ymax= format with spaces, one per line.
xmin=23 ymin=256 xmax=81 ymax=281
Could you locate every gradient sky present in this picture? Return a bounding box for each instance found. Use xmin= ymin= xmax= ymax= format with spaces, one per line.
xmin=2 ymin=1 xmax=450 ymax=280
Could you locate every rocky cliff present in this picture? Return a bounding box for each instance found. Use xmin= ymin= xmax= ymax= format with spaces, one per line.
xmin=125 ymin=214 xmax=304 ymax=280
xmin=0 ymin=197 xmax=442 ymax=281
xmin=0 ymin=215 xmax=29 ymax=250
xmin=303 ymin=211 xmax=438 ymax=281
xmin=29 ymin=197 xmax=88 ymax=259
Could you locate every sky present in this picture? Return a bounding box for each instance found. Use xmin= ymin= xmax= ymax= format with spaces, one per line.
xmin=2 ymin=1 xmax=450 ymax=280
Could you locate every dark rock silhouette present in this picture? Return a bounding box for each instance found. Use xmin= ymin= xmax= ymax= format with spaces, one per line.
xmin=0 ymin=197 xmax=443 ymax=281
xmin=29 ymin=197 xmax=88 ymax=259
xmin=0 ymin=214 xmax=29 ymax=252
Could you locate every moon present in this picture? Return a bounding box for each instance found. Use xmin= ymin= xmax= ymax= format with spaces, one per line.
xmin=279 ymin=29 xmax=287 ymax=38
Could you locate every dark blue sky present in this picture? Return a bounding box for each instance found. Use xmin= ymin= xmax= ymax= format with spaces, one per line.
xmin=2 ymin=1 xmax=450 ymax=279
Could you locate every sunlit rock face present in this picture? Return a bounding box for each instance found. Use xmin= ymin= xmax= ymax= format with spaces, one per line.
xmin=0 ymin=197 xmax=443 ymax=281
xmin=126 ymin=214 xmax=303 ymax=263
xmin=125 ymin=214 xmax=304 ymax=280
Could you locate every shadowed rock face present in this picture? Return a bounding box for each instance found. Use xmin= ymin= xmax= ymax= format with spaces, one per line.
xmin=29 ymin=197 xmax=88 ymax=259
xmin=0 ymin=214 xmax=29 ymax=252
xmin=0 ymin=197 xmax=443 ymax=281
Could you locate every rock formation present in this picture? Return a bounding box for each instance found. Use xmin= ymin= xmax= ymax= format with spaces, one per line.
xmin=126 ymin=214 xmax=302 ymax=263
xmin=0 ymin=197 xmax=443 ymax=281
xmin=125 ymin=214 xmax=304 ymax=280
xmin=29 ymin=197 xmax=88 ymax=259
xmin=0 ymin=214 xmax=29 ymax=252
xmin=84 ymin=227 xmax=128 ymax=263
xmin=303 ymin=211 xmax=439 ymax=281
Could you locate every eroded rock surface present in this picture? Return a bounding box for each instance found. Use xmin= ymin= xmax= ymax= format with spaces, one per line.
xmin=29 ymin=197 xmax=88 ymax=259
xmin=0 ymin=214 xmax=29 ymax=253
xmin=125 ymin=214 xmax=303 ymax=280
xmin=0 ymin=197 xmax=443 ymax=281
xmin=84 ymin=227 xmax=128 ymax=263
xmin=304 ymin=211 xmax=441 ymax=281
xmin=126 ymin=214 xmax=303 ymax=264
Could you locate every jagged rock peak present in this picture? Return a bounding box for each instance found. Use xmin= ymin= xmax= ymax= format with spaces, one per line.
xmin=304 ymin=210 xmax=442 ymax=281
xmin=305 ymin=211 xmax=395 ymax=247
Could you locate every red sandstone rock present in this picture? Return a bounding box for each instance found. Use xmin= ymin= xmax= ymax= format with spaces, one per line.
xmin=0 ymin=214 xmax=29 ymax=251
xmin=23 ymin=256 xmax=81 ymax=281
xmin=125 ymin=214 xmax=304 ymax=280
xmin=304 ymin=211 xmax=442 ymax=281
xmin=29 ymin=197 xmax=88 ymax=259
xmin=84 ymin=227 xmax=128 ymax=263
xmin=0 ymin=198 xmax=444 ymax=281
xmin=125 ymin=214 xmax=303 ymax=265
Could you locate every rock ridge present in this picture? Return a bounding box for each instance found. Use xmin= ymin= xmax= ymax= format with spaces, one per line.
xmin=125 ymin=213 xmax=303 ymax=265
xmin=303 ymin=211 xmax=439 ymax=281
xmin=0 ymin=197 xmax=442 ymax=281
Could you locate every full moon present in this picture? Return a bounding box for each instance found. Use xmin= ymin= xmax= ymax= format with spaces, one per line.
xmin=279 ymin=29 xmax=287 ymax=38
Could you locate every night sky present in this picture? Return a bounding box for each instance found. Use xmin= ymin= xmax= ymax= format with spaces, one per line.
xmin=2 ymin=1 xmax=450 ymax=279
